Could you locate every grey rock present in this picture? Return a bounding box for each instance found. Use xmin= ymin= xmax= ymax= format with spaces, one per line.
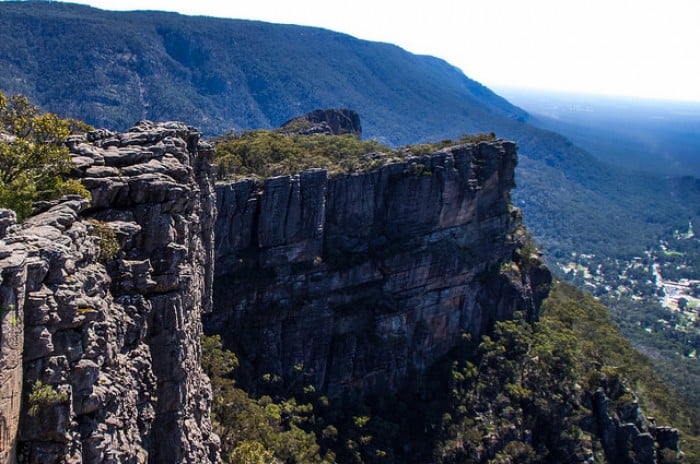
xmin=0 ymin=209 xmax=17 ymax=238
xmin=209 ymin=141 xmax=552 ymax=399
xmin=593 ymin=384 xmax=678 ymax=464
xmin=2 ymin=114 xmax=680 ymax=464
xmin=84 ymin=166 xmax=120 ymax=178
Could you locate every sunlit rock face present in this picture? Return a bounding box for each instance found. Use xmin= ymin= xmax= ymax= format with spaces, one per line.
xmin=209 ymin=140 xmax=551 ymax=399
xmin=0 ymin=121 xmax=219 ymax=464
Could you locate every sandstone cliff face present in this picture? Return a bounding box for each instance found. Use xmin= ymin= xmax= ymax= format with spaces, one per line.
xmin=208 ymin=141 xmax=551 ymax=399
xmin=0 ymin=122 xmax=218 ymax=464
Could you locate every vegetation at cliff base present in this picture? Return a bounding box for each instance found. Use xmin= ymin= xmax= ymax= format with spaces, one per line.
xmin=0 ymin=90 xmax=91 ymax=219
xmin=204 ymin=282 xmax=699 ymax=463
xmin=201 ymin=334 xmax=334 ymax=463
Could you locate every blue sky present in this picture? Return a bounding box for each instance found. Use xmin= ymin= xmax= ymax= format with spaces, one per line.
xmin=63 ymin=0 xmax=700 ymax=102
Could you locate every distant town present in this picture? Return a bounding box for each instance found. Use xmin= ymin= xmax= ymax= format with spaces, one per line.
xmin=559 ymin=222 xmax=699 ymax=358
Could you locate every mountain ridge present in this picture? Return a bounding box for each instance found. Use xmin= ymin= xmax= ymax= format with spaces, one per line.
xmin=0 ymin=1 xmax=526 ymax=143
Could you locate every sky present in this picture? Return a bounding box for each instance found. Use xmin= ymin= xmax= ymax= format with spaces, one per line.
xmin=62 ymin=0 xmax=700 ymax=103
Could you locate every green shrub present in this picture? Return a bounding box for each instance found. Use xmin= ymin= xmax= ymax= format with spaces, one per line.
xmin=201 ymin=334 xmax=333 ymax=463
xmin=229 ymin=441 xmax=274 ymax=464
xmin=399 ymin=132 xmax=497 ymax=156
xmin=213 ymin=130 xmax=498 ymax=181
xmin=213 ymin=130 xmax=390 ymax=180
xmin=87 ymin=220 xmax=120 ymax=261
xmin=58 ymin=178 xmax=92 ymax=201
xmin=27 ymin=380 xmax=68 ymax=417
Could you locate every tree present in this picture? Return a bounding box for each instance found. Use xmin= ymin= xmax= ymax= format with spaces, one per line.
xmin=0 ymin=90 xmax=88 ymax=219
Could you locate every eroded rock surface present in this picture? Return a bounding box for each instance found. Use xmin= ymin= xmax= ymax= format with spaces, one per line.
xmin=592 ymin=386 xmax=681 ymax=464
xmin=1 ymin=118 xmax=683 ymax=463
xmin=0 ymin=121 xmax=218 ymax=464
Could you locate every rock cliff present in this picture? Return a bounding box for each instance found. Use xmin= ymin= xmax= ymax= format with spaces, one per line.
xmin=208 ymin=141 xmax=551 ymax=399
xmin=0 ymin=117 xmax=682 ymax=462
xmin=0 ymin=122 xmax=218 ymax=463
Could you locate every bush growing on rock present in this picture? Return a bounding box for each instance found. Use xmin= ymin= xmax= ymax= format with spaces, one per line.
xmin=0 ymin=91 xmax=90 ymax=219
xmin=212 ymin=129 xmax=499 ymax=181
xmin=26 ymin=380 xmax=68 ymax=417
xmin=86 ymin=219 xmax=121 ymax=261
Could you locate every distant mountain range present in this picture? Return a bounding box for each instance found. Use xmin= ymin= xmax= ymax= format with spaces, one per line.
xmin=0 ymin=1 xmax=698 ymax=262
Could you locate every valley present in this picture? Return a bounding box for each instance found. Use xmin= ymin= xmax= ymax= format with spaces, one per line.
xmin=498 ymin=88 xmax=700 ymax=177
xmin=555 ymin=223 xmax=700 ymax=406
xmin=563 ymin=223 xmax=699 ymax=325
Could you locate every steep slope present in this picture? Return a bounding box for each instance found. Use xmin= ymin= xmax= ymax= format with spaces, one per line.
xmin=0 ymin=114 xmax=550 ymax=463
xmin=208 ymin=141 xmax=551 ymax=399
xmin=0 ymin=110 xmax=694 ymax=461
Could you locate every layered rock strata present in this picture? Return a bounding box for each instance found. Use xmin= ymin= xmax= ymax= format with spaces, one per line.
xmin=0 ymin=121 xmax=218 ymax=463
xmin=209 ymin=141 xmax=551 ymax=399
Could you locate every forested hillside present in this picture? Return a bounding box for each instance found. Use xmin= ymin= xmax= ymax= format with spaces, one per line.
xmin=0 ymin=1 xmax=522 ymax=142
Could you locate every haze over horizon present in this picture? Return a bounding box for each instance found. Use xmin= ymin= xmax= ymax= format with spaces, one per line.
xmin=42 ymin=0 xmax=700 ymax=104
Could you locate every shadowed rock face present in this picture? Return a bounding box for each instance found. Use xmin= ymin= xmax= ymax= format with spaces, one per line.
xmin=0 ymin=121 xmax=218 ymax=464
xmin=208 ymin=141 xmax=551 ymax=399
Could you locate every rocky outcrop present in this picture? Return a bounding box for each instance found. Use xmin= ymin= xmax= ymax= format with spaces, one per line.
xmin=208 ymin=141 xmax=551 ymax=399
xmin=2 ymin=114 xmax=687 ymax=463
xmin=0 ymin=121 xmax=218 ymax=463
xmin=278 ymin=108 xmax=362 ymax=137
xmin=592 ymin=386 xmax=681 ymax=464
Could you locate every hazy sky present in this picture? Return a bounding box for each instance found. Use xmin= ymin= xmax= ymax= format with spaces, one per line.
xmin=63 ymin=0 xmax=700 ymax=102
